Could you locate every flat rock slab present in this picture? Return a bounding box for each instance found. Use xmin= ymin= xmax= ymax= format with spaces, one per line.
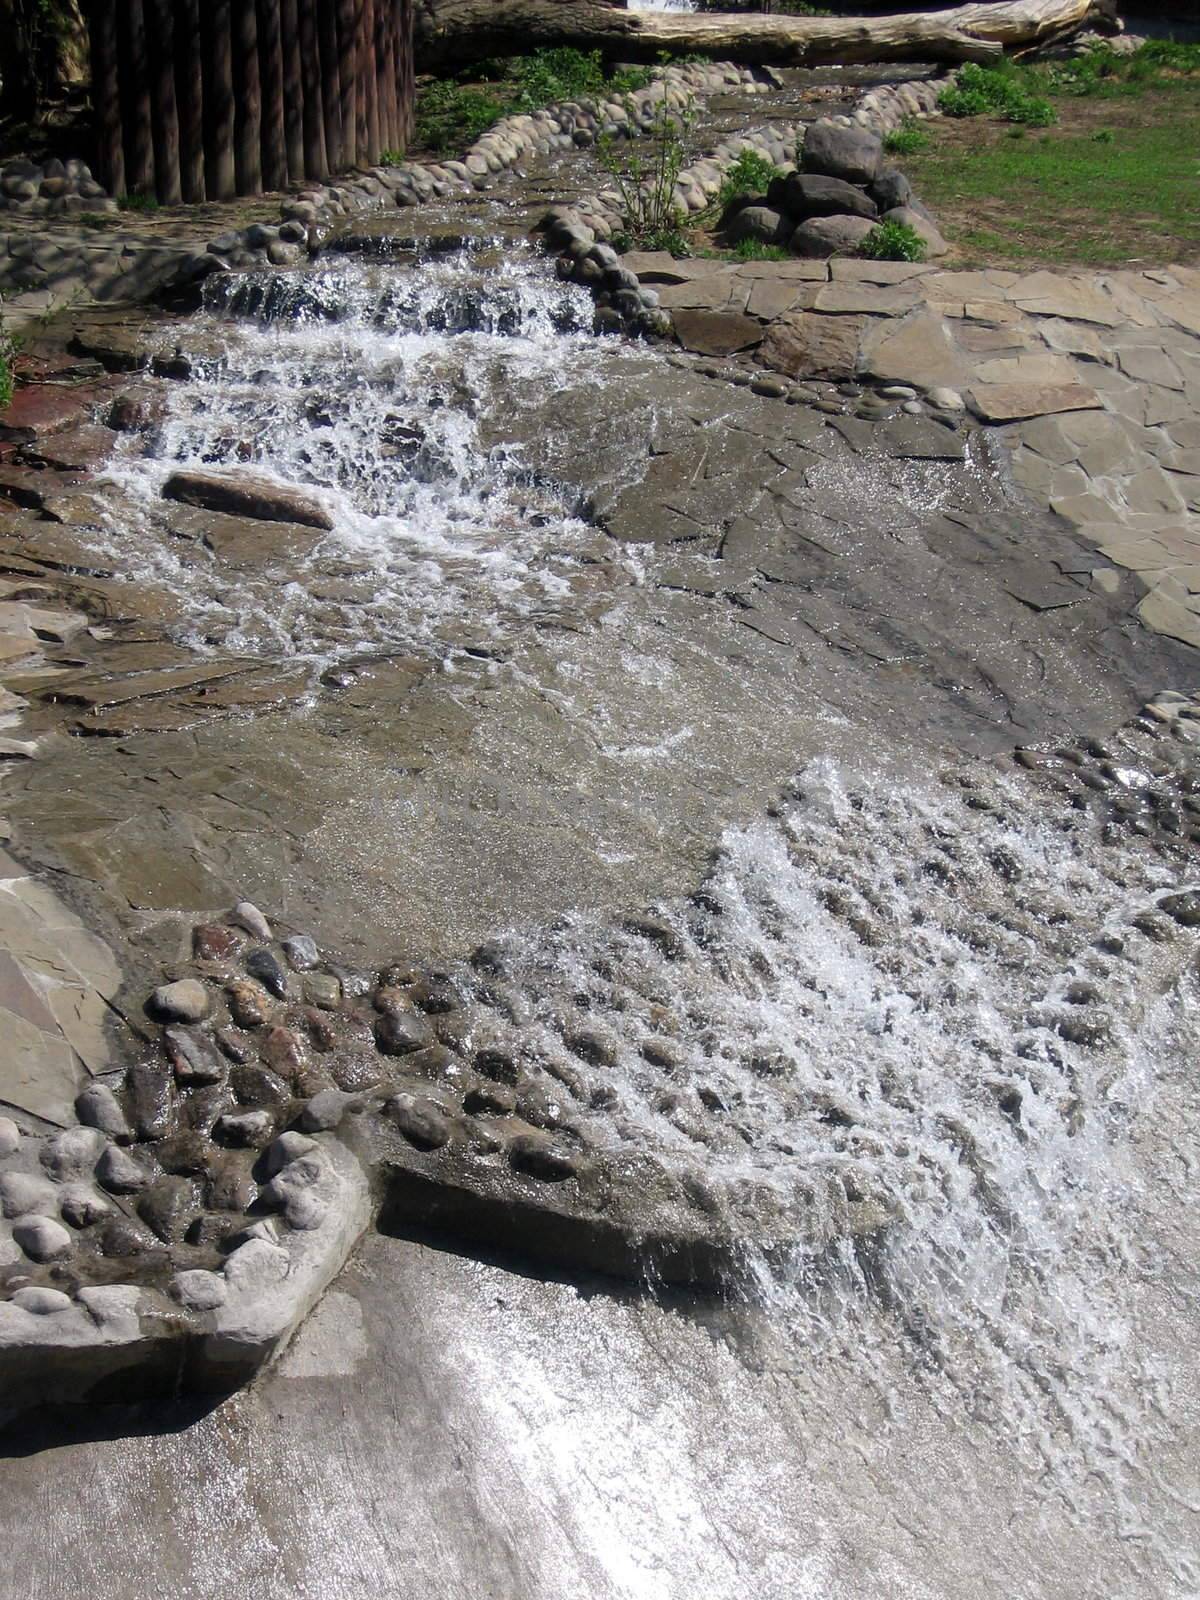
xmin=670 ymin=310 xmax=763 ymax=358
xmin=162 ymin=471 xmax=335 ymax=531
xmin=861 ymin=310 xmax=971 ymax=393
xmin=758 ymin=312 xmax=865 ymax=381
xmin=969 ymin=383 xmax=1102 ymax=423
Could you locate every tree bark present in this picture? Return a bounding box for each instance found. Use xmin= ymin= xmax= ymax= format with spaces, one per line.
xmin=363 ymin=0 xmax=380 ymax=164
xmin=280 ymin=0 xmax=306 ymax=179
xmin=337 ymin=0 xmax=359 ymax=169
xmin=414 ymin=0 xmax=1105 ymax=70
xmin=145 ymin=0 xmax=182 ymax=204
xmin=233 ymin=0 xmax=263 ymax=194
xmin=299 ymin=0 xmax=330 ymax=179
xmin=120 ymin=0 xmax=155 ymax=195
xmin=258 ymin=0 xmax=289 ymax=189
xmin=88 ymin=0 xmax=125 ymax=197
xmin=175 ymin=0 xmax=206 ymax=202
xmin=319 ymin=0 xmax=344 ymax=173
xmin=204 ymin=0 xmax=237 ymax=200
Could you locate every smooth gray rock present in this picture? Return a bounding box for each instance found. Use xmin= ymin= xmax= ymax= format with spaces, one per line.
xmin=40 ymin=1127 xmax=106 ymax=1181
xmin=869 ymin=168 xmax=913 ymax=212
xmin=0 ymin=1116 xmax=18 ymax=1158
xmin=0 ymin=1172 xmax=58 ymax=1219
xmin=790 ymin=214 xmax=877 ymax=259
xmin=58 ymin=1184 xmax=113 ymax=1228
xmin=232 ymin=901 xmax=273 ymax=940
xmin=266 ymin=1131 xmax=318 ymax=1177
xmin=97 ymin=1144 xmax=153 ymax=1194
xmin=299 ymin=1089 xmax=360 ymax=1132
xmin=801 ymin=120 xmax=883 ymax=186
xmin=150 ymin=979 xmax=211 ymax=1024
xmin=726 ymin=205 xmax=786 ymax=246
xmin=11 ymin=1285 xmax=72 ymax=1314
xmin=12 ymin=1214 xmax=73 ymax=1262
xmin=283 ymin=934 xmax=320 ymax=971
xmin=173 ymin=1269 xmax=228 ymax=1310
xmin=882 ymin=206 xmax=949 ymax=258
xmin=771 ymin=172 xmax=877 ymax=221
xmin=75 ymin=1083 xmax=132 ymax=1141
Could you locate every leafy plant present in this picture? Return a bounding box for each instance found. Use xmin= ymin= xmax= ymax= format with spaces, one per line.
xmin=884 ymin=119 xmax=929 ymax=156
xmin=615 ymin=225 xmax=692 ymax=257
xmin=939 ymin=63 xmax=1056 ymax=127
xmin=118 ymin=191 xmax=160 ymax=213
xmin=716 ymin=148 xmax=782 ymax=211
xmin=508 ymin=48 xmax=651 ymax=110
xmin=0 ymin=300 xmax=18 ymax=410
xmin=598 ymin=98 xmax=696 ymax=251
xmin=414 ymin=79 xmax=505 ymax=155
xmin=860 ymin=220 xmax=927 ymax=262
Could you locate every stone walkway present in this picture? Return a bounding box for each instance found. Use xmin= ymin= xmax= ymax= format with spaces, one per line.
xmin=629 ymin=252 xmax=1200 ymax=648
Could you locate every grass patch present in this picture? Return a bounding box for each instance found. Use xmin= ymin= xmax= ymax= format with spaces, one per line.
xmin=731 ymin=238 xmax=789 ymax=261
xmin=901 ymin=44 xmax=1200 ymax=267
xmin=860 ymin=220 xmax=926 ymax=262
xmin=413 ymin=48 xmax=654 ymax=155
xmin=118 ymin=192 xmax=160 ymax=213
xmin=883 ymin=119 xmax=930 ymax=156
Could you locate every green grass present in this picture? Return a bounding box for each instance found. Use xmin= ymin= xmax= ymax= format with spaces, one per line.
xmin=117 ymin=192 xmax=160 ymax=213
xmin=731 ymin=238 xmax=789 ymax=262
xmin=413 ymin=49 xmax=654 ymax=155
xmin=883 ymin=119 xmax=930 ymax=156
xmin=901 ymin=42 xmax=1200 ymax=267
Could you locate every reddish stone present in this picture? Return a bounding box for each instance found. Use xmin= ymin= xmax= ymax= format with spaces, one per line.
xmin=261 ymin=1025 xmax=305 ymax=1081
xmin=193 ymin=922 xmax=242 ymax=961
xmin=302 ymin=1008 xmax=338 ymax=1052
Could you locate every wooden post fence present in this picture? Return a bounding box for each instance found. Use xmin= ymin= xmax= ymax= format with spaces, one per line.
xmin=86 ymin=0 xmax=415 ymax=202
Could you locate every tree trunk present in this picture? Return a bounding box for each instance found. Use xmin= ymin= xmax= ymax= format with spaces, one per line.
xmin=204 ymin=0 xmax=237 ymax=200
xmin=337 ymin=0 xmax=359 ymax=169
xmin=363 ymin=0 xmax=380 ymax=164
xmin=319 ymin=0 xmax=344 ymax=173
xmin=413 ymin=0 xmax=1105 ymax=70
xmin=258 ymin=0 xmax=289 ymax=190
xmin=120 ymin=0 xmax=155 ymax=195
xmin=88 ymin=0 xmax=125 ymax=197
xmin=146 ymin=0 xmax=182 ymax=204
xmin=175 ymin=0 xmax=206 ymax=202
xmin=280 ymin=0 xmax=306 ymax=179
xmin=299 ymin=0 xmax=330 ymax=180
xmin=233 ymin=0 xmax=263 ymax=193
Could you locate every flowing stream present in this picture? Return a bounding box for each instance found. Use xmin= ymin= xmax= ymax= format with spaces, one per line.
xmin=84 ymin=242 xmax=1200 ymax=1589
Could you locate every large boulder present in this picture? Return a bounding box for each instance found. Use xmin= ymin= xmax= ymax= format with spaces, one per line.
xmin=868 ymin=167 xmax=913 ymax=213
xmin=770 ymin=173 xmax=877 ymax=222
xmin=725 ymin=205 xmax=787 ymax=246
xmin=883 ymin=206 xmax=949 ymax=258
xmin=801 ymin=120 xmax=884 ymax=187
xmin=790 ymin=214 xmax=877 ymax=259
xmin=162 ymin=469 xmax=334 ymax=530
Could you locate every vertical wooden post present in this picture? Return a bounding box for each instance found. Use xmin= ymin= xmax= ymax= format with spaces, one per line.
xmin=375 ymin=0 xmax=396 ymax=155
xmin=258 ymin=0 xmax=288 ymax=190
xmin=298 ymin=0 xmax=329 ymax=181
xmin=175 ymin=0 xmax=206 ymax=202
xmin=204 ymin=0 xmax=237 ymax=200
xmin=89 ymin=0 xmax=126 ymax=198
xmin=318 ymin=0 xmax=344 ymax=175
xmin=397 ymin=0 xmax=415 ymax=152
xmin=362 ymin=0 xmax=379 ymax=165
xmin=145 ymin=0 xmax=182 ymax=204
xmin=233 ymin=0 xmax=263 ymax=194
xmin=120 ymin=0 xmax=155 ymax=197
xmin=280 ymin=0 xmax=306 ymax=181
xmin=337 ymin=0 xmax=358 ymax=170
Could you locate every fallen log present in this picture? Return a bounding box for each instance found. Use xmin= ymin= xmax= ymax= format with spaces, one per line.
xmin=414 ymin=0 xmax=1106 ymax=70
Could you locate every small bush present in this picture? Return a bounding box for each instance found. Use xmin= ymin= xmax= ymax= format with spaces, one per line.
xmin=509 ymin=48 xmax=650 ymax=110
xmin=0 ymin=300 xmax=17 ymax=411
xmin=939 ymin=63 xmax=1056 ymax=127
xmin=415 ymin=79 xmax=505 ymax=154
xmin=118 ymin=192 xmax=160 ymax=213
xmin=598 ymin=98 xmax=696 ymax=250
xmin=716 ymin=148 xmax=782 ymax=212
xmin=615 ymin=225 xmax=692 ymax=257
xmin=859 ymin=220 xmax=927 ymax=263
xmin=884 ymin=119 xmax=929 ymax=156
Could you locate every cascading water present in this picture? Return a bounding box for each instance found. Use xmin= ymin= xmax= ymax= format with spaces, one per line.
xmin=102 ymin=246 xmax=656 ymax=665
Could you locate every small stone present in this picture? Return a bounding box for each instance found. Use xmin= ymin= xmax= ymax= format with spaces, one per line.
xmin=374 ymin=1011 xmax=434 ymax=1056
xmin=0 ymin=1117 xmax=18 ymax=1157
xmin=926 ymin=386 xmax=964 ymax=411
xmin=97 ymin=1144 xmax=152 ymax=1194
xmin=880 ymin=384 xmax=917 ymax=400
xmin=12 ymin=1215 xmax=73 ymax=1262
xmin=227 ymin=979 xmax=274 ymax=1029
xmin=750 ymin=377 xmax=788 ymax=399
xmin=231 ymin=1061 xmax=291 ymax=1110
xmin=75 ymin=1084 xmax=131 ymax=1141
xmin=40 ymin=1126 xmax=106 ymax=1180
xmin=217 ymin=1027 xmax=255 ymax=1063
xmin=267 ymin=1131 xmax=317 ymax=1176
xmin=299 ymin=1088 xmax=358 ymax=1132
xmin=232 ymin=901 xmax=272 ymax=940
xmin=463 ymin=1083 xmax=517 ymax=1116
xmin=282 ymin=934 xmax=320 ymax=971
xmin=303 ymin=973 xmax=341 ymax=1011
xmin=193 ymin=922 xmax=242 ymax=961
xmin=1159 ymin=891 xmax=1200 ymax=928
xmin=388 ymin=1093 xmax=452 ymax=1151
xmin=246 ymin=948 xmax=290 ymax=999
xmin=58 ymin=1184 xmax=112 ymax=1228
xmin=149 ymin=979 xmax=211 ymax=1024
xmin=216 ymin=1109 xmax=275 ymax=1147
xmin=11 ymin=1285 xmax=71 ymax=1314
xmin=172 ymin=1269 xmax=228 ymax=1310
xmin=99 ymin=1217 xmax=159 ymax=1258
xmin=164 ymin=1025 xmax=226 ymax=1085
xmin=507 ymin=1133 xmax=579 ymax=1182
xmin=0 ymin=1172 xmax=58 ymax=1218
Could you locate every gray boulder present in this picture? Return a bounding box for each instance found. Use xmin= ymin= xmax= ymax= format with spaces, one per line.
xmin=883 ymin=206 xmax=949 ymax=258
xmin=790 ymin=213 xmax=878 ymax=259
xmin=801 ymin=120 xmax=883 ymax=187
xmin=869 ymin=167 xmax=913 ymax=212
xmin=726 ymin=205 xmax=786 ymax=246
xmin=770 ymin=173 xmax=877 ymax=222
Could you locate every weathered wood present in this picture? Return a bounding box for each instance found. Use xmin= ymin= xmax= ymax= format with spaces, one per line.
xmin=89 ymin=0 xmax=126 ymax=197
xmin=337 ymin=0 xmax=359 ymax=167
xmin=318 ymin=0 xmax=344 ymax=174
xmin=233 ymin=0 xmax=263 ymax=193
xmin=120 ymin=0 xmax=155 ymax=196
xmin=203 ymin=0 xmax=237 ymax=200
xmin=175 ymin=0 xmax=206 ymax=202
xmin=298 ymin=0 xmax=330 ymax=178
xmin=414 ymin=0 xmax=1104 ymax=69
xmin=280 ymin=0 xmax=306 ymax=178
xmin=363 ymin=0 xmax=380 ymax=163
xmin=258 ymin=0 xmax=289 ymax=190
xmin=398 ymin=0 xmax=415 ymax=149
xmin=145 ymin=0 xmax=182 ymax=204
xmin=375 ymin=0 xmax=396 ymax=153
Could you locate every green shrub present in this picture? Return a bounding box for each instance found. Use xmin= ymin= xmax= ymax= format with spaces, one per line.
xmin=414 ymin=79 xmax=505 ymax=153
xmin=716 ymin=148 xmax=782 ymax=212
xmin=118 ymin=191 xmax=160 ymax=213
xmin=859 ymin=220 xmax=927 ymax=263
xmin=599 ymin=99 xmax=696 ymax=250
xmin=509 ymin=48 xmax=650 ymax=111
xmin=939 ymin=62 xmax=1056 ymax=127
xmin=0 ymin=301 xmax=16 ymax=411
xmin=884 ymin=119 xmax=929 ymax=156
